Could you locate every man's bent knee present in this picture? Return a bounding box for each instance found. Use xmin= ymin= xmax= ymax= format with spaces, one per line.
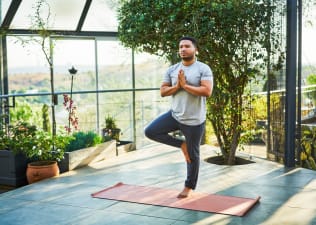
xmin=144 ymin=126 xmax=155 ymax=140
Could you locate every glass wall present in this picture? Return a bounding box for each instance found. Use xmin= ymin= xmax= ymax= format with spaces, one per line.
xmin=3 ymin=0 xmax=316 ymax=165
xmin=5 ymin=34 xmax=169 ymax=148
xmin=54 ymin=39 xmax=96 ymax=92
xmin=134 ymin=53 xmax=170 ymax=146
xmin=97 ymin=40 xmax=132 ymax=90
xmin=7 ymin=36 xmax=50 ymax=94
xmin=298 ymin=0 xmax=316 ymax=169
xmin=264 ymin=0 xmax=316 ymax=168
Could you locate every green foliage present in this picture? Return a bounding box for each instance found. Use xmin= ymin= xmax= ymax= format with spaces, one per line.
xmin=103 ymin=115 xmax=120 ymax=142
xmin=105 ymin=114 xmax=117 ymax=129
xmin=305 ymin=74 xmax=316 ymax=106
xmin=27 ymin=130 xmax=72 ymax=161
xmin=0 ymin=119 xmax=37 ymax=153
xmin=240 ymin=94 xmax=267 ymax=145
xmin=251 ymin=95 xmax=268 ymax=121
xmin=118 ymin=0 xmax=284 ymax=164
xmin=300 ymin=126 xmax=316 ymax=170
xmin=260 ymin=92 xmax=285 ymax=158
xmin=0 ymin=118 xmax=71 ymax=161
xmin=42 ymin=104 xmax=51 ymax=133
xmin=306 ymin=74 xmax=316 ymax=84
xmin=9 ymin=99 xmax=43 ymax=130
xmin=65 ymin=131 xmax=103 ymax=152
xmin=10 ymin=100 xmax=36 ymax=124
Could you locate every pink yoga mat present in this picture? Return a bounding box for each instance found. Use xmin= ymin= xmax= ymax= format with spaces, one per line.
xmin=91 ymin=182 xmax=260 ymax=216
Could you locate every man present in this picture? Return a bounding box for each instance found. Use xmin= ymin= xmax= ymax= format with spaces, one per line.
xmin=145 ymin=36 xmax=213 ymax=198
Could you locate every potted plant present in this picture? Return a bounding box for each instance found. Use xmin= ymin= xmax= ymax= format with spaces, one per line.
xmin=0 ymin=118 xmax=72 ymax=184
xmin=0 ymin=118 xmax=33 ymax=187
xmin=23 ymin=129 xmax=72 ymax=184
xmin=102 ymin=115 xmax=121 ymax=143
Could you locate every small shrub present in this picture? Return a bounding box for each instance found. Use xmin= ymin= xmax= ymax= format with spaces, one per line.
xmin=65 ymin=131 xmax=102 ymax=152
xmin=105 ymin=114 xmax=117 ymax=129
xmin=300 ymin=126 xmax=316 ymax=170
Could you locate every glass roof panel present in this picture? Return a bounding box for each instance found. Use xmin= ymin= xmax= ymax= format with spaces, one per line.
xmin=0 ymin=0 xmax=12 ymax=24
xmin=82 ymin=0 xmax=118 ymax=32
xmin=10 ymin=0 xmax=86 ymax=30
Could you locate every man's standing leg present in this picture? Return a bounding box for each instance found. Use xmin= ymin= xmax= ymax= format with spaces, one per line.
xmin=177 ymin=122 xmax=205 ymax=197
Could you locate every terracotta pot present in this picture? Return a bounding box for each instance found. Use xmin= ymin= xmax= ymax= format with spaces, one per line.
xmin=26 ymin=161 xmax=59 ymax=184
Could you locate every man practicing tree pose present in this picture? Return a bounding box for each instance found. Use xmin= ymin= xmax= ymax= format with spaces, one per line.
xmin=145 ymin=36 xmax=213 ymax=198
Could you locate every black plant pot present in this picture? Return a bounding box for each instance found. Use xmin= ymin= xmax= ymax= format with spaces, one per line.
xmin=0 ymin=150 xmax=28 ymax=187
xmin=102 ymin=128 xmax=121 ymax=143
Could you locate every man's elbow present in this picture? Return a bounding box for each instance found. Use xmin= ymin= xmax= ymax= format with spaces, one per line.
xmin=160 ymin=90 xmax=168 ymax=97
xmin=201 ymin=81 xmax=212 ymax=97
xmin=160 ymin=88 xmax=166 ymax=97
xmin=205 ymin=88 xmax=212 ymax=97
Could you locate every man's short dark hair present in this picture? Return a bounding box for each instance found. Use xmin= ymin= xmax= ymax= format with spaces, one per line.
xmin=179 ymin=36 xmax=198 ymax=48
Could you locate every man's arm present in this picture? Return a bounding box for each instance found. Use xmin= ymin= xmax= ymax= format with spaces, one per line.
xmin=178 ymin=70 xmax=212 ymax=97
xmin=182 ymin=80 xmax=212 ymax=97
xmin=160 ymin=82 xmax=180 ymax=97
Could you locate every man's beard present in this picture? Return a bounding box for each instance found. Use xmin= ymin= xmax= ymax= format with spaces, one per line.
xmin=181 ymin=55 xmax=195 ymax=61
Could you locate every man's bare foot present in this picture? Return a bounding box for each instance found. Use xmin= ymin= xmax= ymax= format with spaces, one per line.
xmin=177 ymin=187 xmax=192 ymax=198
xmin=181 ymin=142 xmax=191 ymax=163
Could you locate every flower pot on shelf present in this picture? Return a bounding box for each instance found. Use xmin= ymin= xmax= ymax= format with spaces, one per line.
xmin=102 ymin=128 xmax=121 ymax=142
xmin=26 ymin=161 xmax=59 ymax=184
xmin=102 ymin=115 xmax=121 ymax=143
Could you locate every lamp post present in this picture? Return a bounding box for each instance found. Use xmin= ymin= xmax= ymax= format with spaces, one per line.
xmin=68 ymin=66 xmax=78 ymax=100
xmin=67 ymin=66 xmax=78 ymax=132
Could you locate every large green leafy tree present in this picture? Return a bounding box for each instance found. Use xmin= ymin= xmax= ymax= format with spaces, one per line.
xmin=118 ymin=0 xmax=283 ymax=164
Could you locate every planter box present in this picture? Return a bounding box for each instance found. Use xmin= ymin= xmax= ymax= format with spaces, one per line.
xmin=58 ymin=140 xmax=116 ymax=173
xmin=0 ymin=150 xmax=28 ymax=187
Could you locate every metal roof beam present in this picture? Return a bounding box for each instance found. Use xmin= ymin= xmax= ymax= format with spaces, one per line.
xmin=76 ymin=0 xmax=92 ymax=32
xmin=1 ymin=0 xmax=22 ymax=29
xmin=5 ymin=29 xmax=117 ymax=38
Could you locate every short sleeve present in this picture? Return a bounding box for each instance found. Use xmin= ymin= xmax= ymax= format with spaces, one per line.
xmin=162 ymin=67 xmax=172 ymax=84
xmin=200 ymin=63 xmax=213 ymax=81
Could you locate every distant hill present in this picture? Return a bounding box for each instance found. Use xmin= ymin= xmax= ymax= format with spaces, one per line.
xmin=8 ymin=62 xmax=168 ymax=94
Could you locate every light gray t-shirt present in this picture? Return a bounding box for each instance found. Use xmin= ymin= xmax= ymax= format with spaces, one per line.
xmin=163 ymin=61 xmax=213 ymax=126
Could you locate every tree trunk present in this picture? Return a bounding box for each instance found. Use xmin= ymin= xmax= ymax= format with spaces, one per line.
xmin=227 ymin=131 xmax=240 ymax=165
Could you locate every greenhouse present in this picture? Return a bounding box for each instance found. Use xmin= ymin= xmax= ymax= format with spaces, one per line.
xmin=0 ymin=0 xmax=174 ymax=149
xmin=1 ymin=1 xmax=316 ymax=224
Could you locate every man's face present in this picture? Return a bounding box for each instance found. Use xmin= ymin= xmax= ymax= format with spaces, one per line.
xmin=179 ymin=40 xmax=196 ymax=61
